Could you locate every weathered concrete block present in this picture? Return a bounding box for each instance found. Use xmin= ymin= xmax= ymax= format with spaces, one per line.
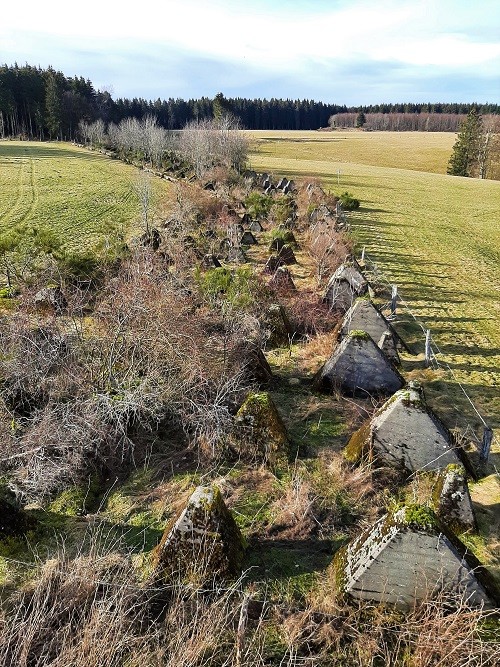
xmin=277 ymin=245 xmax=297 ymax=265
xmin=202 ymin=254 xmax=222 ymax=269
xmin=240 ymin=231 xmax=258 ymax=246
xmin=433 ymin=464 xmax=477 ymax=532
xmin=331 ymin=504 xmax=497 ymax=610
xmin=235 ymin=391 xmax=290 ymax=463
xmin=229 ymin=342 xmax=273 ymax=385
xmin=345 ymin=385 xmax=472 ymax=475
xmin=264 ymin=303 xmax=294 ymax=348
xmin=249 ymin=219 xmax=264 ymax=233
xmin=153 ymin=485 xmax=244 ymax=581
xmin=268 ymin=267 xmax=296 ymax=291
xmin=340 ymin=298 xmax=404 ymax=364
xmin=317 ymin=331 xmax=404 ymax=396
xmin=263 ymin=254 xmax=285 ymax=274
xmin=323 ymin=264 xmax=368 ymax=312
xmin=226 ymin=247 xmax=247 ymax=263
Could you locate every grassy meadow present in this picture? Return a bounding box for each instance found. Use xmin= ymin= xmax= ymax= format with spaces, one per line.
xmin=249 ymin=130 xmax=500 ymax=453
xmin=250 ymin=129 xmax=456 ymax=174
xmin=0 ymin=141 xmax=170 ymax=253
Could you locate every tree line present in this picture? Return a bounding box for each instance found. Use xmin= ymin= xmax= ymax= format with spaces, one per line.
xmin=328 ymin=112 xmax=500 ymax=133
xmin=2 ymin=63 xmax=500 ymax=139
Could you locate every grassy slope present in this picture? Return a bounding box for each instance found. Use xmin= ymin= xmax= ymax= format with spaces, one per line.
xmin=249 ymin=131 xmax=499 ymax=433
xmin=0 ymin=137 xmax=498 ymax=622
xmin=249 ymin=131 xmax=500 ymax=575
xmin=0 ymin=141 xmax=169 ymax=252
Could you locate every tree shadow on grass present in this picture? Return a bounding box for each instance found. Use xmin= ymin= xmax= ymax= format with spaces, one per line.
xmin=0 ymin=143 xmax=109 ymax=162
xmin=24 ymin=509 xmax=165 ymax=558
xmin=243 ymin=538 xmax=342 ymax=583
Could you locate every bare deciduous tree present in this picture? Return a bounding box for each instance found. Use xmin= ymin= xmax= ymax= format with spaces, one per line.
xmin=177 ymin=116 xmax=249 ymax=178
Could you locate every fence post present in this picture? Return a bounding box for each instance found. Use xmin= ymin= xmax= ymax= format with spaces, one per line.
xmin=425 ymin=330 xmax=432 ymax=366
xmin=480 ymin=426 xmax=493 ymax=462
xmin=391 ymin=285 xmax=398 ymax=317
xmin=361 ymin=246 xmax=365 ymax=261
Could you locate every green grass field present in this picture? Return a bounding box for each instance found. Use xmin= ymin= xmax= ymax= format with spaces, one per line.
xmin=249 ymin=131 xmax=500 ymax=456
xmin=0 ymin=141 xmax=169 ymax=253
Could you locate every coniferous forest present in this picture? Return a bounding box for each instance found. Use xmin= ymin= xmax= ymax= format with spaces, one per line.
xmin=1 ymin=63 xmax=499 ymax=139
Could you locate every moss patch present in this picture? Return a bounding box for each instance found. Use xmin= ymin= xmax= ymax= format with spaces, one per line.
xmin=344 ymin=422 xmax=372 ymax=464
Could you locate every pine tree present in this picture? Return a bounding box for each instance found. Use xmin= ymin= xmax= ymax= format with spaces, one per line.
xmin=447 ymin=109 xmax=483 ymax=177
xmin=212 ymin=92 xmax=232 ymax=121
xmin=45 ymin=72 xmax=62 ymax=139
xmin=356 ymin=111 xmax=366 ymax=128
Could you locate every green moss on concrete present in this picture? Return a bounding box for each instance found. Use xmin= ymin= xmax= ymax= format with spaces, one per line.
xmin=348 ymin=330 xmax=371 ymax=341
xmin=153 ymin=485 xmax=245 ymax=583
xmin=344 ymin=422 xmax=372 ymax=464
xmin=398 ymin=504 xmax=439 ymax=531
xmin=329 ymin=543 xmax=349 ymax=595
xmin=235 ymin=392 xmax=290 ymax=464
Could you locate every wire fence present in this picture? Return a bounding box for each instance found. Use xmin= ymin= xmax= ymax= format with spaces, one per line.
xmin=358 ymin=248 xmax=496 ymax=461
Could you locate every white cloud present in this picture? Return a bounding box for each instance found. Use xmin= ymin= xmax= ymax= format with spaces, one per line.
xmin=1 ymin=0 xmax=499 ymax=101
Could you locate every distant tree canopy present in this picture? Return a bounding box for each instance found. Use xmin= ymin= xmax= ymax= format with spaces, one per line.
xmin=1 ymin=63 xmax=499 ymax=141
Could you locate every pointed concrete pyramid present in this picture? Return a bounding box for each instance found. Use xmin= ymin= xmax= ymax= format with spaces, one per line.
xmin=264 ymin=303 xmax=294 ymax=348
xmin=153 ymin=485 xmax=244 ymax=580
xmin=345 ymin=384 xmax=472 ymax=474
xmin=235 ymin=391 xmax=290 ymax=463
xmin=249 ymin=219 xmax=264 ymax=233
xmin=340 ymin=298 xmax=404 ymax=364
xmin=317 ymin=330 xmax=404 ymax=396
xmin=240 ymin=230 xmax=258 ymax=245
xmin=332 ymin=505 xmax=497 ymax=610
xmin=434 ymin=464 xmax=477 ymax=532
xmin=323 ymin=263 xmax=368 ymax=311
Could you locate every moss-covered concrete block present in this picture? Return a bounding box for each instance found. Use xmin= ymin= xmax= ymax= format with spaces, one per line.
xmin=235 ymin=391 xmax=290 ymax=464
xmin=331 ymin=504 xmax=497 ymax=610
xmin=340 ymin=298 xmax=404 ymax=364
xmin=344 ymin=386 xmax=472 ymax=475
xmin=153 ymin=485 xmax=244 ymax=582
xmin=432 ymin=464 xmax=477 ymax=532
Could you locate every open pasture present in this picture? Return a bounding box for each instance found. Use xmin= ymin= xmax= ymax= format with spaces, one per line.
xmin=249 ymin=131 xmax=500 ymax=452
xmin=0 ymin=141 xmax=169 ymax=253
xmin=249 ymin=130 xmax=456 ymax=174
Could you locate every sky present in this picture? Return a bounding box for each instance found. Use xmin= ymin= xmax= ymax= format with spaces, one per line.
xmin=1 ymin=0 xmax=499 ymax=105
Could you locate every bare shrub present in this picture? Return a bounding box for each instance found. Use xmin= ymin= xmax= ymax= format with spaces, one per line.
xmin=304 ymin=220 xmax=352 ymax=285
xmin=279 ymin=288 xmax=340 ymax=339
xmin=0 ymin=249 xmax=259 ymax=499
xmin=177 ymin=116 xmax=249 ymax=179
